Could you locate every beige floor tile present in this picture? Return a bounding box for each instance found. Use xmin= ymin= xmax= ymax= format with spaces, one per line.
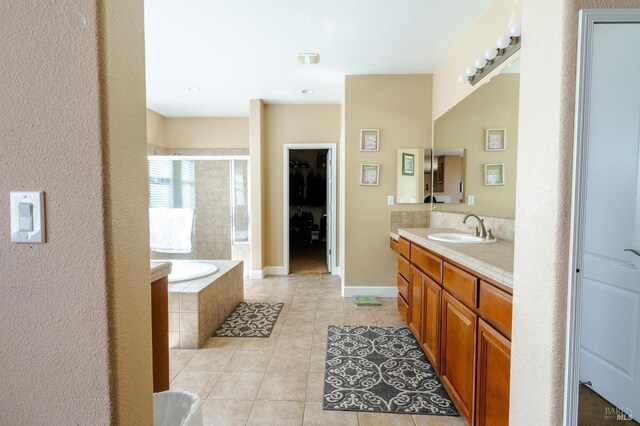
xmin=201 ymin=399 xmax=254 ymax=426
xmin=170 ymin=370 xmax=220 ymax=400
xmin=306 ymin=372 xmax=325 ymax=402
xmin=357 ymin=412 xmax=416 ymax=426
xmin=280 ymin=325 xmax=314 ymax=337
xmin=248 ymin=400 xmax=305 ymax=426
xmin=257 ymin=371 xmax=309 ymax=401
xmin=225 ymin=350 xmax=273 ymax=372
xmin=303 ymin=404 xmax=358 ymax=425
xmin=208 ymin=372 xmax=264 ymax=400
xmin=203 ymin=337 xmax=241 ymax=349
xmin=309 ymin=348 xmax=327 ymax=373
xmin=413 ymin=414 xmax=468 ymax=425
xmin=169 ymin=349 xmax=197 ymax=371
xmin=236 ymin=336 xmax=278 ymax=350
xmin=275 ymin=333 xmax=314 ymax=351
xmin=268 ymin=349 xmax=311 ymax=372
xmin=183 ymin=348 xmax=236 ymax=372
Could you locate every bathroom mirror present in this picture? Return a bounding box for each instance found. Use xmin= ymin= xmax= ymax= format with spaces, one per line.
xmin=395 ymin=148 xmax=432 ymax=204
xmin=432 ymin=57 xmax=520 ymax=218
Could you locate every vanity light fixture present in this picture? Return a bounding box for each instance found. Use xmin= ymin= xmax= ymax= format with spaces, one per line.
xmin=459 ymin=22 xmax=521 ymax=86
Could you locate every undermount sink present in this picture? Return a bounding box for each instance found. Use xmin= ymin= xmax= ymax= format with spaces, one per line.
xmin=428 ymin=232 xmax=498 ymax=244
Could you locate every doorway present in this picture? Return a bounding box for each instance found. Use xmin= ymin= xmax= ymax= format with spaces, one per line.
xmin=565 ymin=10 xmax=640 ymax=425
xmin=283 ymin=144 xmax=336 ymax=275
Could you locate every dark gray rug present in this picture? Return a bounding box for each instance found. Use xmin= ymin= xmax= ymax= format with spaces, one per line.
xmin=323 ymin=325 xmax=459 ymax=416
xmin=214 ymin=302 xmax=284 ymax=337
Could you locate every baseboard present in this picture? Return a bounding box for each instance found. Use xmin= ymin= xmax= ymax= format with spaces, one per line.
xmin=341 ymin=286 xmax=397 ymax=298
xmin=264 ymin=266 xmax=288 ymax=276
xmin=249 ymin=269 xmax=265 ymax=280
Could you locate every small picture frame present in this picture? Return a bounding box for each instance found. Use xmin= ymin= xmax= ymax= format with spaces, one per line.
xmin=360 ymin=129 xmax=380 ymax=152
xmin=402 ymin=153 xmax=415 ymax=176
xmin=484 ymin=163 xmax=505 ymax=186
xmin=485 ymin=128 xmax=507 ymax=151
xmin=360 ymin=164 xmax=380 ymax=186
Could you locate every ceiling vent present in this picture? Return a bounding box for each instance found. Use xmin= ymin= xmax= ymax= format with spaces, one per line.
xmin=296 ymin=53 xmax=320 ymax=65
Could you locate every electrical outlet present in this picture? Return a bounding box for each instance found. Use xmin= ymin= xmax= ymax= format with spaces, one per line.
xmin=387 ymin=195 xmax=394 ymax=205
xmin=467 ymin=195 xmax=475 ymax=205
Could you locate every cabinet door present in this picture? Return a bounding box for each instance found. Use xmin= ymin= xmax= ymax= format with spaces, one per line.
xmin=421 ymin=275 xmax=441 ymax=373
xmin=475 ymin=319 xmax=511 ymax=426
xmin=408 ymin=265 xmax=423 ymax=340
xmin=441 ymin=291 xmax=477 ymax=423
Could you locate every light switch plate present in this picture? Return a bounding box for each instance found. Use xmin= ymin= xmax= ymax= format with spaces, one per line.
xmin=10 ymin=191 xmax=45 ymax=243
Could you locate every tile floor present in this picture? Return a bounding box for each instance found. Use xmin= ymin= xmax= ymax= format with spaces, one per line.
xmin=169 ymin=274 xmax=468 ymax=426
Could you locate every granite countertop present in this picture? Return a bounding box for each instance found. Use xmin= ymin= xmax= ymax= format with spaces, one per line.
xmin=150 ymin=261 xmax=172 ymax=282
xmin=395 ymin=227 xmax=514 ymax=287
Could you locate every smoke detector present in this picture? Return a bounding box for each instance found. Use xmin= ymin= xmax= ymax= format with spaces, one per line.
xmin=296 ymin=53 xmax=320 ymax=65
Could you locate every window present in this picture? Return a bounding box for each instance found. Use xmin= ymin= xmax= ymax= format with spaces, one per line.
xmin=148 ymin=159 xmax=195 ymax=208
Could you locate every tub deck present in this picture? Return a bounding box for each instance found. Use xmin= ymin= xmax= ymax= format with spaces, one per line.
xmin=168 ymin=260 xmax=243 ymax=349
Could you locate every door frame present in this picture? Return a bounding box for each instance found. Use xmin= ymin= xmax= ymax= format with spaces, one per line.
xmin=564 ymin=9 xmax=640 ymax=425
xmin=283 ymin=143 xmax=337 ymax=275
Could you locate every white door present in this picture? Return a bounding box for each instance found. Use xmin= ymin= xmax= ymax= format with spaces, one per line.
xmin=325 ymin=149 xmax=332 ymax=272
xmin=579 ymin=22 xmax=640 ymax=415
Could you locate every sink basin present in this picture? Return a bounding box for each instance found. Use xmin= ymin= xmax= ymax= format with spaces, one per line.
xmin=428 ymin=232 xmax=497 ymax=244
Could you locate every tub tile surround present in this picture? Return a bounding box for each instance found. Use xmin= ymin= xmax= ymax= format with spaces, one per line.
xmin=397 ymin=227 xmax=514 ymax=287
xmin=429 ymin=210 xmax=515 ymax=242
xmin=169 ymin=260 xmax=243 ymax=349
xmin=389 ymin=210 xmax=430 ymax=233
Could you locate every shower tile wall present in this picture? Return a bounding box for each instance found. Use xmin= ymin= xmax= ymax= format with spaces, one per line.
xmin=195 ymin=161 xmax=231 ymax=259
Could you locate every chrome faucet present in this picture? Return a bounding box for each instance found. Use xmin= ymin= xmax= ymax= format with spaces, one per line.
xmin=462 ymin=214 xmax=488 ymax=239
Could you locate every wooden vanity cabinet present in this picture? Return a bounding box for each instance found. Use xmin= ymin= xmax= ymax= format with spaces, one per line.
xmin=475 ymin=319 xmax=511 ymax=426
xmin=393 ymin=238 xmax=512 ymax=426
xmin=441 ymin=290 xmax=477 ymax=422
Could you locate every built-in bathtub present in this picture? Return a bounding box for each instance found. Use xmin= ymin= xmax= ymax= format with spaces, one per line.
xmin=163 ymin=259 xmax=244 ymax=349
xmin=167 ymin=260 xmax=219 ymax=283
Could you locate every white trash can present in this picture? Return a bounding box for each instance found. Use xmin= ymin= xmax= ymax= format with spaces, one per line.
xmin=153 ymin=390 xmax=203 ymax=426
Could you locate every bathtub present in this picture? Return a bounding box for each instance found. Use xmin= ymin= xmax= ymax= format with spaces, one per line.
xmin=166 ymin=260 xmax=219 ymax=283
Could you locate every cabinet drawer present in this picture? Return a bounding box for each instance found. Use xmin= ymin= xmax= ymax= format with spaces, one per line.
xmin=479 ymin=281 xmax=512 ymax=339
xmin=397 ymin=274 xmax=410 ymax=303
xmin=398 ymin=238 xmax=411 ymax=259
xmin=398 ymin=255 xmax=410 ymax=281
xmin=390 ymin=237 xmax=399 ymax=253
xmin=411 ymin=244 xmax=442 ymax=283
xmin=443 ymin=262 xmax=478 ymax=308
xmin=397 ymin=293 xmax=409 ymax=323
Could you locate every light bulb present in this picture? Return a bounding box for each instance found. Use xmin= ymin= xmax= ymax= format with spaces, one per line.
xmin=458 ymin=74 xmax=468 ymax=84
xmin=496 ymin=35 xmax=511 ymax=49
xmin=510 ymin=22 xmax=522 ymax=37
xmin=466 ymin=67 xmax=477 ymax=77
xmin=485 ymin=48 xmax=498 ymax=61
xmin=475 ymin=57 xmax=488 ymax=69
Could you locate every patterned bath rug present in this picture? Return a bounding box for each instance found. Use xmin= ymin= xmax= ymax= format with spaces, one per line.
xmin=214 ymin=302 xmax=284 ymax=338
xmin=323 ymin=325 xmax=459 ymax=416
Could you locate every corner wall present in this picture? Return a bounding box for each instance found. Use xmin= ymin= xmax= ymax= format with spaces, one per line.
xmin=344 ymin=75 xmax=432 ymax=287
xmin=0 ymin=0 xmax=152 ymax=424
xmin=509 ymin=0 xmax=639 ymax=423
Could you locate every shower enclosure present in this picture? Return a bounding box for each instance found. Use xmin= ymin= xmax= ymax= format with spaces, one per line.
xmin=148 ymin=156 xmax=250 ymax=276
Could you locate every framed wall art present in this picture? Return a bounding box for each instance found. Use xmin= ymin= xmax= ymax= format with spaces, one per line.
xmin=360 ymin=164 xmax=380 ymax=186
xmin=485 ymin=128 xmax=507 ymax=151
xmin=360 ymin=129 xmax=380 ymax=152
xmin=402 ymin=153 xmax=415 ymax=176
xmin=484 ymin=163 xmax=505 ymax=186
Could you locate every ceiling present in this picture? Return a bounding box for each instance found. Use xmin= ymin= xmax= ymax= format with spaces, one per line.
xmin=144 ymin=0 xmax=493 ymax=117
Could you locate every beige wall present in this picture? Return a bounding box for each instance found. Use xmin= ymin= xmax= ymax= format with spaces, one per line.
xmin=0 ymin=0 xmax=152 ymax=424
xmin=510 ymin=0 xmax=639 ymax=423
xmin=147 ymin=109 xmax=167 ymax=148
xmin=165 ymin=117 xmax=249 ymax=149
xmin=433 ymin=74 xmax=519 ymax=218
xmin=250 ymin=100 xmax=265 ymax=271
xmin=344 ymin=75 xmax=432 ymax=287
xmin=432 ymin=0 xmax=522 ymax=120
xmin=263 ymin=104 xmax=341 ymax=267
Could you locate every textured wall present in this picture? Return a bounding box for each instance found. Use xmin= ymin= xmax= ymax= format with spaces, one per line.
xmin=249 ymin=99 xmax=265 ymax=272
xmin=263 ymin=104 xmax=341 ymax=267
xmin=0 ymin=0 xmax=152 ymax=423
xmin=101 ymin=0 xmax=154 ymax=423
xmin=510 ymin=0 xmax=639 ymax=424
xmin=433 ymin=73 xmax=520 ymax=218
xmin=147 ymin=109 xmax=167 ymax=148
xmin=344 ymin=75 xmax=432 ymax=287
xmin=432 ymin=0 xmax=522 ymax=120
xmin=165 ymin=117 xmax=249 ymax=149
